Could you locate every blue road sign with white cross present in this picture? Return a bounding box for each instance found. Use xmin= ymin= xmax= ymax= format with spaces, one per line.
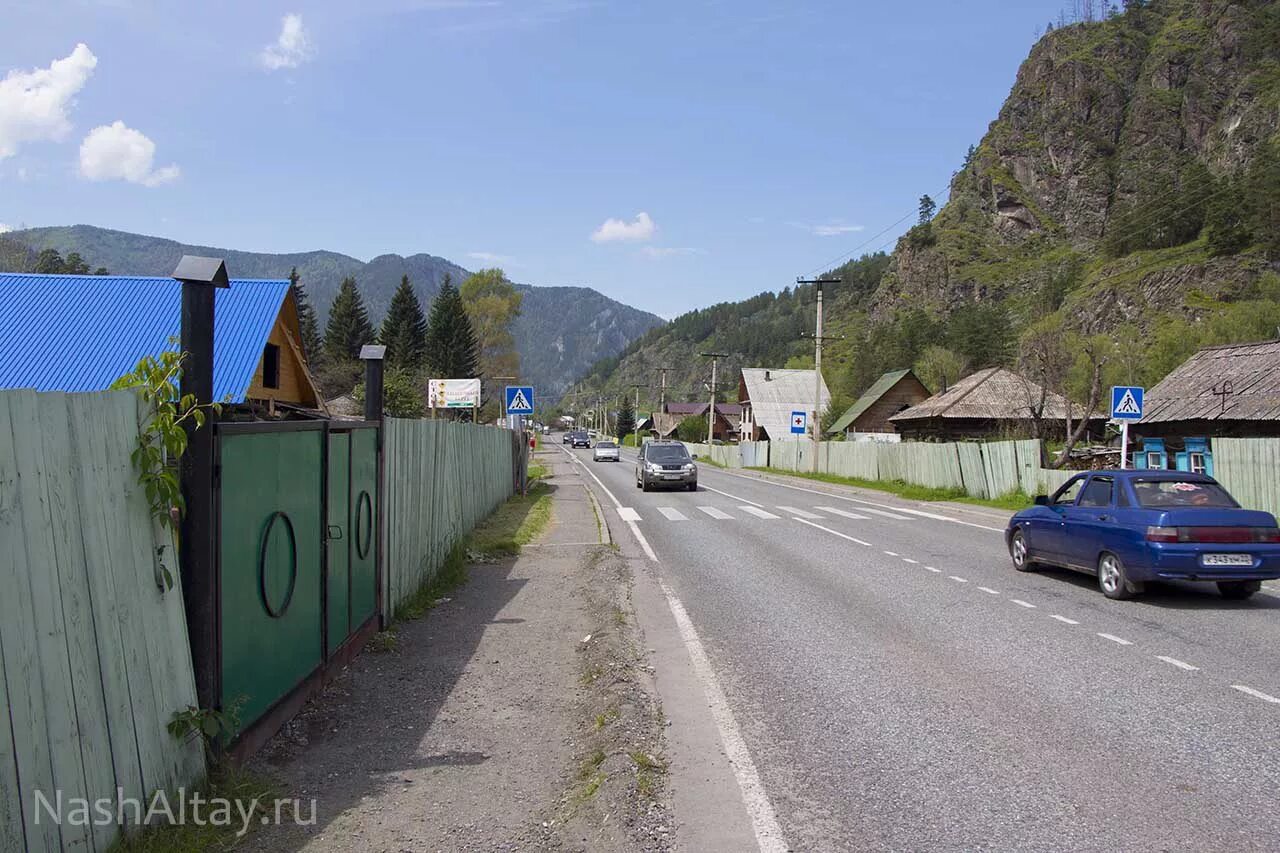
xmin=505 ymin=385 xmax=535 ymax=415
xmin=1110 ymin=386 xmax=1144 ymax=421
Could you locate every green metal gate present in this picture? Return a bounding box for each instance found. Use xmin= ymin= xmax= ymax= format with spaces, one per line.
xmin=216 ymin=421 xmax=380 ymax=733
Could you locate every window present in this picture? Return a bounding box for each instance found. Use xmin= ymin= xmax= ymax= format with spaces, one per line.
xmin=1052 ymin=477 xmax=1085 ymax=506
xmin=1132 ymin=479 xmax=1237 ymax=508
xmin=1145 ymin=451 xmax=1163 ymax=469
xmin=645 ymin=444 xmax=691 ymax=463
xmin=1189 ymin=452 xmax=1207 ymax=474
xmin=262 ymin=343 xmax=281 ymax=389
xmin=1078 ymin=477 xmax=1114 ymax=508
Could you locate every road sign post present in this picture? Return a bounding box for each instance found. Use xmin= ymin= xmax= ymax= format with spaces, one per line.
xmin=1110 ymin=386 xmax=1145 ymax=470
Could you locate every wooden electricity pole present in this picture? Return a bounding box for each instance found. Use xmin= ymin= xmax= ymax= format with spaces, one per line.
xmin=797 ymin=276 xmax=841 ymax=472
xmin=699 ymin=352 xmax=729 ymax=446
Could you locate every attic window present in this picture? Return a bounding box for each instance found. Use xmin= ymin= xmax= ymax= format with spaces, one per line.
xmin=262 ymin=343 xmax=281 ymax=389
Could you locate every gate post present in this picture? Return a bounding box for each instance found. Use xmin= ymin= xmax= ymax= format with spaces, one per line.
xmin=360 ymin=345 xmax=386 ymax=421
xmin=359 ymin=345 xmax=387 ymax=628
xmin=174 ymin=256 xmax=230 ymax=711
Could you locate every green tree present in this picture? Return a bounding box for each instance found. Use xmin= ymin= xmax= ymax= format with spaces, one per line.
xmin=289 ymin=266 xmax=322 ymax=361
xmin=914 ymin=346 xmax=969 ymax=393
xmin=946 ymin=302 xmax=1012 ymax=367
xmin=380 ymin=274 xmax=428 ymax=370
xmin=675 ymin=415 xmax=707 ymax=443
xmin=424 ymin=274 xmax=479 ymax=378
xmin=1247 ymin=140 xmax=1280 ymax=260
xmin=353 ymin=367 xmax=426 ymax=419
xmin=918 ymin=194 xmax=937 ymax=224
xmin=34 ymin=248 xmax=65 ymax=273
xmin=324 ymin=276 xmax=375 ymax=363
xmin=616 ymin=395 xmax=636 ymax=439
xmin=460 ymin=267 xmax=523 ymax=379
xmin=63 ymin=252 xmax=90 ymax=274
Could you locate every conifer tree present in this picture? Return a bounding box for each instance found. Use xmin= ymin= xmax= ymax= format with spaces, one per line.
xmin=289 ymin=266 xmax=322 ymax=361
xmin=380 ymin=274 xmax=428 ymax=369
xmin=424 ymin=274 xmax=479 ymax=378
xmin=616 ymin=395 xmax=636 ymax=440
xmin=324 ymin=276 xmax=374 ymax=363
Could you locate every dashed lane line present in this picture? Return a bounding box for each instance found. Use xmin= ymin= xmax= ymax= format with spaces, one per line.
xmin=925 ymin=566 xmax=942 ymax=573
xmin=1098 ymin=633 xmax=1133 ymax=646
xmin=1157 ymin=656 xmax=1199 ymax=672
xmin=977 ymin=586 xmax=1000 ymax=595
xmin=739 ymin=506 xmax=781 ymax=520
xmin=883 ymin=550 xmax=900 ymax=557
xmin=902 ymin=557 xmax=919 ymax=565
xmin=1233 ymin=685 xmax=1280 ymax=704
xmin=1011 ymin=599 xmax=1037 ymax=609
xmin=1049 ymin=614 xmax=1080 ymax=625
xmin=948 ymin=576 xmax=969 ymax=583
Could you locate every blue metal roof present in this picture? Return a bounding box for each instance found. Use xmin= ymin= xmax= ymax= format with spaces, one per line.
xmin=0 ymin=273 xmax=290 ymax=402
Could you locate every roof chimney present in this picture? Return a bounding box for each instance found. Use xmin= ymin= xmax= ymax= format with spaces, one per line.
xmin=764 ymin=370 xmax=771 ymax=381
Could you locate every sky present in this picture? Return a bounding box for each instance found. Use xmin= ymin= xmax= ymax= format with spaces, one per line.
xmin=1 ymin=0 xmax=1069 ymax=319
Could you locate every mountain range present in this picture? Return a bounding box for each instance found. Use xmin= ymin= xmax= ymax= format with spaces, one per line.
xmin=0 ymin=224 xmax=664 ymax=397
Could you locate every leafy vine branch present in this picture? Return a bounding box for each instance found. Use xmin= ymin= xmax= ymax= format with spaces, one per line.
xmin=111 ymin=342 xmax=221 ymax=590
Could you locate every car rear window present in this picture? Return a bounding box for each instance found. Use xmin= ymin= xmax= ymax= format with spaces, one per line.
xmin=1132 ymin=479 xmax=1237 ymax=508
xmin=597 ymin=441 xmax=616 ymax=448
xmin=646 ymin=445 xmax=690 ymax=462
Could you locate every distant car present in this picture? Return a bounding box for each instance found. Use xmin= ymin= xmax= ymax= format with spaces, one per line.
xmin=593 ymin=440 xmax=620 ymax=462
xmin=543 ymin=426 xmax=551 ymax=435
xmin=571 ymin=431 xmax=591 ymax=448
xmin=1006 ymin=470 xmax=1280 ymax=600
xmin=562 ymin=431 xmax=574 ymax=444
xmin=636 ymin=440 xmax=697 ymax=492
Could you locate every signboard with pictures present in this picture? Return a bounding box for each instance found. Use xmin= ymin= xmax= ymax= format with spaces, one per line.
xmin=428 ymin=378 xmax=481 ymax=409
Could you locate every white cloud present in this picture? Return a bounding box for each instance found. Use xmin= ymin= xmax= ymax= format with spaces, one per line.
xmin=789 ymin=220 xmax=865 ymax=237
xmin=642 ymin=246 xmax=702 ymax=259
xmin=591 ymin=211 xmax=656 ymax=243
xmin=79 ymin=121 xmax=180 ymax=186
xmin=0 ymin=223 xmax=11 ymax=233
xmin=0 ymin=44 xmax=98 ymax=160
xmin=260 ymin=14 xmax=315 ymax=71
xmin=467 ymin=251 xmax=514 ymax=265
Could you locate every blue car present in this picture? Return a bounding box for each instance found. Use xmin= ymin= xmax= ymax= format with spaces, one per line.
xmin=1006 ymin=470 xmax=1280 ymax=601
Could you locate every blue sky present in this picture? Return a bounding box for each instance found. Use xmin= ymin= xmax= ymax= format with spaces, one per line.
xmin=1 ymin=0 xmax=1067 ymax=318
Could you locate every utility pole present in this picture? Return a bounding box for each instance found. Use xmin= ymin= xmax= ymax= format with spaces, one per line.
xmin=699 ymin=352 xmax=729 ymax=446
xmin=655 ymin=366 xmax=672 ymax=412
xmin=797 ymin=276 xmax=840 ymax=472
xmin=629 ymin=383 xmax=648 ymax=447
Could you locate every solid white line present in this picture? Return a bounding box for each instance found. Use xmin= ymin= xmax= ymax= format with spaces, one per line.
xmin=902 ymin=558 xmax=919 ymax=565
xmin=617 ymin=507 xmax=641 ymax=522
xmin=1049 ymin=614 xmax=1079 ymax=625
xmin=977 ymin=586 xmax=1000 ymax=595
xmin=948 ymin=575 xmax=969 ymax=583
xmin=660 ymin=581 xmax=789 ymax=852
xmin=739 ymin=505 xmax=780 ymax=520
xmin=792 ymin=517 xmax=873 ymax=547
xmin=1097 ymin=633 xmax=1133 ymax=646
xmin=657 ymin=506 xmax=689 ymax=522
xmin=698 ymin=506 xmax=733 ymax=520
xmin=776 ymin=506 xmax=823 ymax=519
xmin=1157 ymin=655 xmax=1199 ymax=671
xmin=883 ymin=550 xmax=900 ymax=557
xmin=700 ymin=482 xmax=764 ymax=507
xmin=814 ymin=506 xmax=871 ymax=520
xmin=1232 ymin=685 xmax=1280 ymax=704
xmin=560 ymin=447 xmax=658 ymax=562
xmin=1011 ymin=599 xmax=1037 ymax=609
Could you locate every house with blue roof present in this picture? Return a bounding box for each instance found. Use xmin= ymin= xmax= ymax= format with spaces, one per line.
xmin=0 ymin=273 xmax=327 ymax=413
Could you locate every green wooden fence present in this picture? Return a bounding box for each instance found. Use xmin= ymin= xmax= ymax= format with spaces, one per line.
xmin=0 ymin=390 xmax=204 ymax=853
xmin=383 ymin=419 xmax=519 ymax=614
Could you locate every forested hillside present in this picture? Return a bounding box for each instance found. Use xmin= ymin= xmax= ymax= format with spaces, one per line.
xmin=573 ymin=0 xmax=1280 ymax=427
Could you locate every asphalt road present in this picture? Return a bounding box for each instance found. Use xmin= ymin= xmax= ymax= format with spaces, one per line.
xmin=561 ymin=440 xmax=1280 ymax=852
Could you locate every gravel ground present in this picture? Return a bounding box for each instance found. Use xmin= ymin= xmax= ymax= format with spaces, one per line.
xmin=242 ymin=458 xmax=672 ymax=852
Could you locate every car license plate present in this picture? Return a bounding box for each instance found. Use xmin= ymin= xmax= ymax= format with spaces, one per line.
xmin=1202 ymin=553 xmax=1253 ymax=567
xmin=662 ymin=473 xmax=681 ymax=479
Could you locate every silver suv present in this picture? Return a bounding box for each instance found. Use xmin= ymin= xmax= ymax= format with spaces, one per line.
xmin=636 ymin=441 xmax=698 ymax=492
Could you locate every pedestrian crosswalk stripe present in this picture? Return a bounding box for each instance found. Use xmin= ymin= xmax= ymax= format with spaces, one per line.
xmin=739 ymin=506 xmax=780 ymax=519
xmin=698 ymin=506 xmax=733 ymax=519
xmin=814 ymin=506 xmax=871 ymax=520
xmin=617 ymin=507 xmax=641 ymax=522
xmin=856 ymin=507 xmax=911 ymax=521
xmin=657 ymin=507 xmax=688 ymax=521
xmin=777 ymin=506 xmax=823 ymax=519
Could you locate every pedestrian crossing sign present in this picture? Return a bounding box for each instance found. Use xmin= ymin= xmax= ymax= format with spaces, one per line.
xmin=1110 ymin=386 xmax=1144 ymax=421
xmin=505 ymin=385 xmax=535 ymax=415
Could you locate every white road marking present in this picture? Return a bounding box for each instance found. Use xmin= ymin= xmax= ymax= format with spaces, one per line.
xmin=902 ymin=558 xmax=919 ymax=564
xmin=883 ymin=550 xmax=900 ymax=557
xmin=1157 ymin=656 xmax=1199 ymax=671
xmin=948 ymin=575 xmax=969 ymax=583
xmin=698 ymin=506 xmax=734 ymax=520
xmin=1049 ymin=614 xmax=1079 ymax=625
xmin=617 ymin=507 xmax=641 ymax=522
xmin=739 ymin=505 xmax=781 ymax=520
xmin=1232 ymin=685 xmax=1280 ymax=704
xmin=1011 ymin=599 xmax=1037 ymax=609
xmin=925 ymin=566 xmax=941 ymax=573
xmin=657 ymin=507 xmax=689 ymax=522
xmin=977 ymin=586 xmax=1000 ymax=595
xmin=1097 ymin=633 xmax=1133 ymax=646
xmin=562 ymin=447 xmax=659 ymax=562
xmin=814 ymin=506 xmax=871 ymax=520
xmin=700 ymin=482 xmax=764 ymax=507
xmin=857 ymin=507 xmax=912 ymax=521
xmin=777 ymin=505 xmax=823 ymax=519
xmin=791 ymin=517 xmax=873 ymax=547
xmin=660 ymin=581 xmax=789 ymax=852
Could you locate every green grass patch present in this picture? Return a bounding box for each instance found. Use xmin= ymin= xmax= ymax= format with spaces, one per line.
xmin=366 ymin=629 xmax=399 ymax=653
xmin=396 ymin=540 xmax=468 ymax=622
xmin=469 ymin=481 xmax=554 ymax=557
xmin=528 ymin=462 xmax=548 ymax=482
xmin=745 ymin=468 xmax=1029 ymax=512
xmin=106 ymin=766 xmax=280 ymax=853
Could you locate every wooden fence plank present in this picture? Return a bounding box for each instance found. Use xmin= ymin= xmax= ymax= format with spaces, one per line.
xmin=0 ymin=587 xmax=27 ymax=853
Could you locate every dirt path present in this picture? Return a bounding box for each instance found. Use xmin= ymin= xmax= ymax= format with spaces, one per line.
xmin=243 ymin=450 xmax=671 ymax=852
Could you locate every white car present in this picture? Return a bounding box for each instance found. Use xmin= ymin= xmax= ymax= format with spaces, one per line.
xmin=593 ymin=440 xmax=620 ymax=462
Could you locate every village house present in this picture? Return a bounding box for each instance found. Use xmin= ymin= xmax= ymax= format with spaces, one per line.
xmin=738 ymin=367 xmax=830 ymax=441
xmin=0 ymin=272 xmax=327 ymax=415
xmin=825 ymin=368 xmax=930 ymax=441
xmin=889 ymin=366 xmax=1104 ymax=442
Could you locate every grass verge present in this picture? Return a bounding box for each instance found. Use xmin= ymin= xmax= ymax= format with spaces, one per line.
xmin=744 ymin=468 xmax=1030 ymax=512
xmin=469 ymin=481 xmax=554 ymax=557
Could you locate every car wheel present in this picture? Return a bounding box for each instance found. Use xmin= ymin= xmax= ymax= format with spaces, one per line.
xmin=1098 ymin=552 xmax=1140 ymax=600
xmin=1009 ymin=529 xmax=1037 ymax=573
xmin=641 ymin=477 xmax=651 ymax=492
xmin=635 ymin=475 xmax=642 ymax=489
xmin=1218 ymin=580 xmax=1261 ymax=600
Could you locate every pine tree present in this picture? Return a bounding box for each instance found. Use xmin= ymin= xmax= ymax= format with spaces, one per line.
xmin=918 ymin=194 xmax=937 ymax=225
xmin=380 ymin=274 xmax=428 ymax=370
xmin=324 ymin=276 xmax=374 ymax=363
xmin=616 ymin=396 xmax=636 ymax=440
xmin=424 ymin=274 xmax=479 ymax=378
xmin=289 ymin=266 xmax=322 ymax=361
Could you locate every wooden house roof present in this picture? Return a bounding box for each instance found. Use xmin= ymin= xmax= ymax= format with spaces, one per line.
xmin=889 ymin=367 xmax=1090 ymax=423
xmin=1141 ymin=339 xmax=1280 ymax=424
xmin=826 ymin=369 xmax=914 ymax=434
